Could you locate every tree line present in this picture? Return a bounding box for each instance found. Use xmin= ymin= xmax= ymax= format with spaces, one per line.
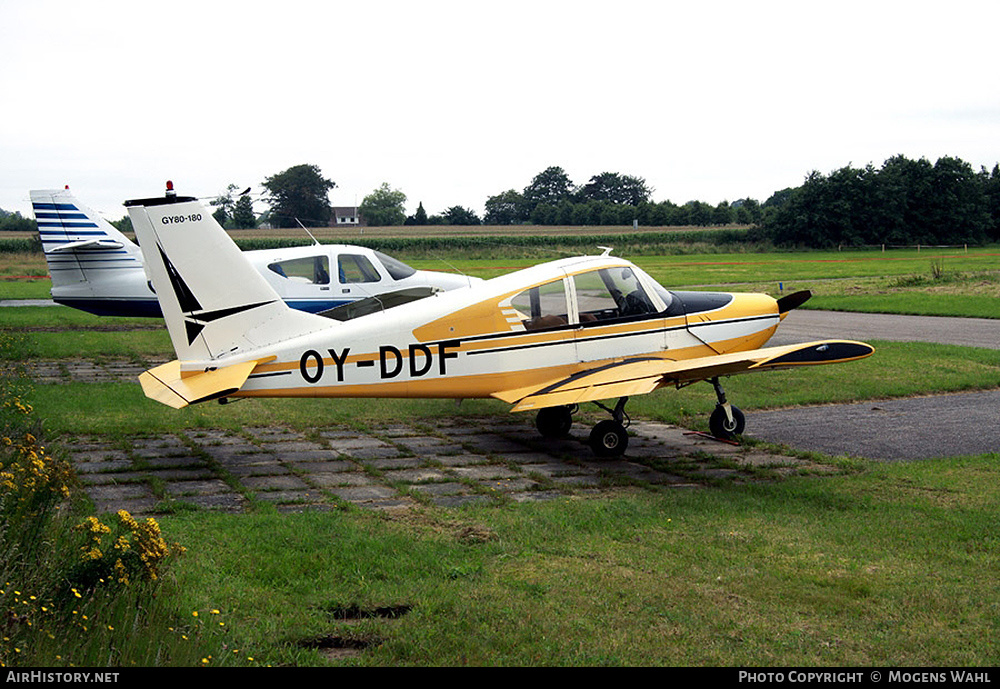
xmin=0 ymin=208 xmax=36 ymax=232
xmin=247 ymin=164 xmax=759 ymax=230
xmin=480 ymin=166 xmax=759 ymax=227
xmin=231 ymin=158 xmax=1000 ymax=248
xmin=4 ymin=157 xmax=999 ymax=249
xmin=760 ymin=155 xmax=1000 ymax=247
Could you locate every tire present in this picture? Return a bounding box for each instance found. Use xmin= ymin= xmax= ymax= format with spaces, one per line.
xmin=535 ymin=406 xmax=573 ymax=438
xmin=709 ymin=405 xmax=745 ymax=440
xmin=589 ymin=420 xmax=629 ymax=458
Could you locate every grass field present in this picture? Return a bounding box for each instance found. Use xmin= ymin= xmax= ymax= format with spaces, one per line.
xmin=2 ymin=241 xmax=1000 ymax=666
xmin=5 ymin=244 xmax=1000 ymax=317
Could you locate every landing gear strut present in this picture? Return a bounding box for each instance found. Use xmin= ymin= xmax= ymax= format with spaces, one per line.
xmin=708 ymin=377 xmax=745 ymax=440
xmin=534 ymin=399 xmax=631 ymax=458
xmin=589 ymin=396 xmax=630 ymax=458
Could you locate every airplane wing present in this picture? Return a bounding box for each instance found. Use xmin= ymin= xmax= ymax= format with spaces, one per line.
xmin=496 ymin=340 xmax=875 ymax=412
xmin=139 ymin=357 xmax=275 ymax=409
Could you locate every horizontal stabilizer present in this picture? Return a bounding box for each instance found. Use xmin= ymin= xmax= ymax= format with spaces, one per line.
xmin=500 ymin=340 xmax=874 ymax=412
xmin=139 ymin=358 xmax=271 ymax=409
xmin=48 ymin=238 xmax=125 ymax=252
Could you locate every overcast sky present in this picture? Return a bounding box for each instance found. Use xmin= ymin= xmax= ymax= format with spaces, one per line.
xmin=2 ymin=0 xmax=999 ymax=222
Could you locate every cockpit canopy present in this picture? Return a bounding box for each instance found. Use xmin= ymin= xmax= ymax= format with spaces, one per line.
xmin=267 ymin=250 xmax=418 ymax=286
xmin=505 ymin=263 xmax=734 ymax=331
xmin=508 ymin=265 xmax=672 ymax=331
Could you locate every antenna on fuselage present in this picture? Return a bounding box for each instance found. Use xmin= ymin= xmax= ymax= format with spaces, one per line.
xmin=599 ymin=246 xmax=614 ymax=256
xmin=295 ymin=218 xmax=322 ymax=246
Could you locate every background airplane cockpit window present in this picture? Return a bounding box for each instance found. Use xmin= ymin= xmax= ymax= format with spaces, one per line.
xmin=374 ymin=251 xmax=418 ymax=280
xmin=267 ymin=255 xmax=331 ymax=285
xmin=338 ymin=254 xmax=382 ymax=283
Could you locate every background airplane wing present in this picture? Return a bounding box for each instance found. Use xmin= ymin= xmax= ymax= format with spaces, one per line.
xmin=497 ymin=340 xmax=874 ymax=412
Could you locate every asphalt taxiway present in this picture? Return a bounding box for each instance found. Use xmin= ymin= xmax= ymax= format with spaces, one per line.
xmin=749 ymin=309 xmax=1000 ymax=460
xmin=769 ymin=309 xmax=1000 ymax=350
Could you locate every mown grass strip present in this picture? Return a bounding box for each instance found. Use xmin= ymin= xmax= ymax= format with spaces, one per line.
xmin=809 ymin=293 xmax=1000 ymax=319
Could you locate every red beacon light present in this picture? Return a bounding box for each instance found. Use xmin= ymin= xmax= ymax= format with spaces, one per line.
xmin=165 ymin=180 xmax=176 ymax=198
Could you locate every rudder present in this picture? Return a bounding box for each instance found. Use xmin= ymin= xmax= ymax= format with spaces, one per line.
xmin=126 ymin=185 xmax=329 ymax=364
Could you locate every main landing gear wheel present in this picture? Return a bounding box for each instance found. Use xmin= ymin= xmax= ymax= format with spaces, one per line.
xmin=589 ymin=420 xmax=629 ymax=458
xmin=535 ymin=405 xmax=574 ymax=438
xmin=709 ymin=404 xmax=745 ymax=440
xmin=587 ymin=396 xmax=631 ymax=458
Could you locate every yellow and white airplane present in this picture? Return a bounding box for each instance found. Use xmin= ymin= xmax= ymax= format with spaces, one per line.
xmin=127 ymin=186 xmax=874 ymax=457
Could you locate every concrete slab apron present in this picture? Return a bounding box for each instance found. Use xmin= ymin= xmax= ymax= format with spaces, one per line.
xmin=62 ymin=418 xmax=819 ymax=517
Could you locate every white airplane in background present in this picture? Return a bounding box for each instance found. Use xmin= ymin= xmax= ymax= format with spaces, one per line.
xmin=29 ymin=187 xmax=478 ymax=318
xmin=126 ymin=185 xmax=874 ymax=457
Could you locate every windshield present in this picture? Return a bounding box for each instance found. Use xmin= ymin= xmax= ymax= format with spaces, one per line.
xmin=630 ymin=266 xmax=674 ymax=312
xmin=574 ymin=267 xmax=657 ymax=321
xmin=374 ymin=251 xmax=417 ymax=280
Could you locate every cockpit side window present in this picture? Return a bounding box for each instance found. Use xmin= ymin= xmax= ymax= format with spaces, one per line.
xmin=338 ymin=254 xmax=382 ymax=283
xmin=509 ymin=279 xmax=570 ymax=330
xmin=267 ymin=255 xmax=331 ymax=285
xmin=573 ymin=267 xmax=655 ymax=323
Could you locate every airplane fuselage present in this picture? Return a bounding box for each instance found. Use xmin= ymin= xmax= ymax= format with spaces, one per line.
xmin=231 ymin=256 xmax=782 ymax=402
xmin=46 ymin=244 xmax=474 ymax=317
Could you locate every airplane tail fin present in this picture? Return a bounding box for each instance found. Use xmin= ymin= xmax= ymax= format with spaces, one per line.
xmin=126 ymin=184 xmax=329 ymax=367
xmin=30 ymin=187 xmax=143 ymax=290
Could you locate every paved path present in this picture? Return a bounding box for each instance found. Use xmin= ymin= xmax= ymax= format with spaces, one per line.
xmin=62 ymin=419 xmax=822 ymax=517
xmin=745 ymin=390 xmax=1000 ymax=461
xmin=770 ymin=309 xmax=1000 ymax=349
xmin=17 ymin=359 xmax=819 ymax=515
xmin=753 ymin=309 xmax=1000 ymax=460
xmin=0 ymin=299 xmax=59 ymax=307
